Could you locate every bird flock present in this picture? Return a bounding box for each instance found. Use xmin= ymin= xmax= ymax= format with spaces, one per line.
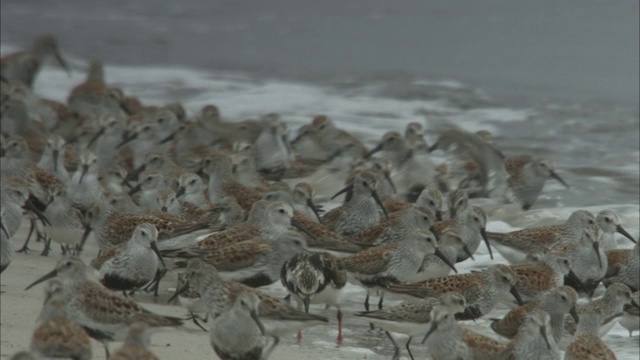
xmin=1 ymin=34 xmax=639 ymax=360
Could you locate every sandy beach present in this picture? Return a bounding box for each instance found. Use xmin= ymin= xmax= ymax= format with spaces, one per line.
xmin=0 ymin=223 xmax=379 ymax=360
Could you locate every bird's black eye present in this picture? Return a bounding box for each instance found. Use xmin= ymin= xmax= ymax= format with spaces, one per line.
xmin=561 ymin=295 xmax=567 ymax=301
xmin=279 ymin=209 xmax=285 ymax=214
xmin=588 ymin=219 xmax=594 ymax=225
xmin=605 ymin=217 xmax=611 ymax=223
xmin=157 ymin=118 xmax=164 ymax=123
xmin=429 ymin=201 xmax=435 ymax=206
xmin=66 ymin=261 xmax=72 ymax=266
xmin=362 ymin=181 xmax=368 ymax=187
xmin=444 ymin=314 xmax=449 ymax=319
xmin=190 ymin=180 xmax=196 ymax=185
xmin=141 ymin=230 xmax=147 ymax=236
xmin=502 ymin=276 xmax=509 ymax=281
xmin=426 ymin=237 xmax=432 ymax=242
xmin=319 ymin=124 xmax=326 ymax=130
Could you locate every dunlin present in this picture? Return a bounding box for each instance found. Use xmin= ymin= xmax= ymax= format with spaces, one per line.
xmin=30 ymin=280 xmax=92 ymax=360
xmin=354 ymin=292 xmax=466 ymax=360
xmin=90 ymin=223 xmax=165 ymax=295
xmin=25 ymin=257 xmax=183 ymax=343
xmin=404 ymin=121 xmax=429 ymax=154
xmin=307 ymin=114 xmax=367 ymax=158
xmin=0 ymin=34 xmax=69 ymax=88
xmin=280 ymin=251 xmax=347 ymax=343
xmin=67 ymin=149 xmax=105 ymax=212
xmin=169 ymin=259 xmax=328 ymax=338
xmin=501 ymin=309 xmax=561 ymax=360
xmin=387 ymin=264 xmax=524 ymax=320
xmin=432 ymin=205 xmax=493 ymax=262
xmin=422 ymin=305 xmax=507 ymax=360
xmin=619 ymin=291 xmax=639 ymax=336
xmin=209 ymin=293 xmax=276 ymax=360
xmin=487 ymin=209 xmax=596 ymax=264
xmin=366 ymin=131 xmax=437 ymax=194
xmin=564 ymin=312 xmax=617 ymax=360
xmin=347 ymin=206 xmax=435 ymax=246
xmin=41 ymin=184 xmax=85 ymax=255
xmin=83 ymin=198 xmax=211 ymax=252
xmin=504 ymin=156 xmax=569 ymax=210
xmin=252 ymin=113 xmax=294 ymax=179
xmin=564 ymin=283 xmax=638 ymax=338
xmin=67 ymin=61 xmax=128 ymax=117
xmin=595 ymin=209 xmax=636 ymax=251
xmin=172 ymin=271 xmax=208 ymax=331
xmin=419 ymin=229 xmax=475 ymax=279
xmin=261 ymin=190 xmax=365 ymax=253
xmin=550 ymin=227 xmax=607 ymax=297
xmin=128 ymin=169 xmax=167 ymax=208
xmin=322 ymin=170 xmax=389 ymax=236
xmin=490 ymin=286 xmax=579 ymax=342
xmin=108 ymin=322 xmax=159 ymax=360
xmin=199 ymin=152 xmax=262 ymax=210
xmin=175 ymin=171 xmax=210 ymax=208
xmin=36 ymin=134 xmax=69 ymax=181
xmin=508 ymin=254 xmax=581 ymax=302
xmin=603 ymin=242 xmax=639 ymax=292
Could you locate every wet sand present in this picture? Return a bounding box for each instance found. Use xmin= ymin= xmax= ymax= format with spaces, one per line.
xmin=0 ymin=223 xmax=373 ymax=360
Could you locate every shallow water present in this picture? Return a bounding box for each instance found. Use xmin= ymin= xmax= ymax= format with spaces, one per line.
xmin=1 ymin=2 xmax=639 ymax=358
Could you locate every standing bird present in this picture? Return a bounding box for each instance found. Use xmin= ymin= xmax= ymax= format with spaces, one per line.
xmin=1 ymin=34 xmax=70 ymax=88
xmin=91 ymin=223 xmax=166 ymax=295
xmin=280 ymin=251 xmax=347 ymax=343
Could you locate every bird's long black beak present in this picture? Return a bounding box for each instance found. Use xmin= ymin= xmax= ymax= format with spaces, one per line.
xmin=383 ymin=172 xmax=397 ymax=194
xmin=127 ymin=184 xmax=142 ymax=196
xmin=462 ymin=244 xmax=475 ymax=261
xmin=126 ymin=164 xmax=146 ymax=183
xmin=510 ymin=286 xmax=525 ymax=306
xmin=168 ymin=279 xmax=190 ymax=303
xmin=592 ymin=241 xmax=602 ymax=268
xmin=86 ymin=127 xmax=105 ymax=149
xmin=330 ymin=183 xmax=353 ymax=200
xmin=291 ymin=218 xmax=317 ymax=242
xmin=421 ymin=321 xmax=438 ymax=344
xmin=371 ymin=191 xmax=389 ymax=219
xmin=25 ymin=268 xmax=58 ymax=291
xmin=306 ymin=199 xmax=322 ymax=223
xmin=79 ymin=164 xmax=89 ymax=184
xmin=480 ymin=228 xmax=494 ymax=260
xmin=54 ymin=51 xmax=71 ymax=77
xmin=364 ymin=143 xmax=383 ymax=159
xmin=434 ymin=248 xmax=457 ymax=273
xmin=616 ymin=224 xmax=636 ymax=243
xmin=175 ymin=186 xmax=186 ymax=199
xmin=550 ymin=171 xmax=570 ymax=189
xmin=250 ymin=309 xmax=266 ymax=335
xmin=52 ymin=150 xmax=60 ymax=172
xmin=115 ymin=132 xmax=138 ymax=149
xmin=150 ymin=241 xmax=166 ymax=270
xmin=569 ymin=307 xmax=579 ymax=323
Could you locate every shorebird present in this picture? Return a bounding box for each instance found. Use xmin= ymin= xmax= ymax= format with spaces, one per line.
xmin=564 ymin=312 xmax=617 ymax=360
xmin=347 ymin=206 xmax=435 ymax=246
xmin=595 ymin=209 xmax=636 ymax=251
xmin=418 ymin=229 xmax=475 ymax=279
xmin=209 ymin=293 xmax=276 ymax=360
xmin=404 ymin=122 xmax=429 ymax=154
xmin=604 ymin=242 xmax=639 ymax=292
xmin=280 ymin=251 xmax=347 ymax=343
xmin=500 ymin=309 xmax=561 ymax=360
xmin=432 ymin=204 xmax=493 ymax=262
xmin=550 ymin=227 xmax=607 ymax=297
xmin=36 ymin=134 xmax=69 ymax=181
xmin=129 ymin=169 xmax=167 ymax=208
xmin=175 ymin=171 xmax=210 ymax=208
xmin=41 ymin=184 xmax=85 ymax=255
xmin=508 ymin=254 xmax=582 ymax=302
xmin=355 ymin=292 xmax=467 ymax=360
xmin=67 ymin=61 xmax=128 ymax=117
xmin=169 ymin=259 xmax=328 ymax=339
xmin=387 ymin=264 xmax=524 ymax=320
xmin=90 ymin=223 xmax=166 ymax=295
xmin=421 ymin=305 xmax=507 ymax=360
xmin=108 ymin=322 xmax=159 ymax=360
xmin=490 ymin=286 xmax=579 ymax=342
xmin=366 ymin=131 xmax=438 ymax=194
xmin=306 ymin=114 xmax=367 ymax=159
xmin=199 ymin=151 xmax=262 ymax=210
xmin=67 ymin=149 xmax=105 ymax=212
xmin=504 ymin=155 xmax=569 ymax=210
xmin=30 ymin=280 xmax=92 ymax=360
xmin=619 ymin=291 xmax=639 ymax=336
xmin=172 ymin=271 xmax=208 ymax=331
xmin=322 ymin=170 xmax=389 ymax=236
xmin=25 ymin=257 xmax=183 ymax=352
xmin=339 ymin=229 xmax=456 ymax=318
xmin=1 ymin=34 xmax=70 ymax=88
xmin=486 ymin=209 xmax=596 ymax=264
xmin=564 ymin=283 xmax=638 ymax=338
xmin=290 ymin=182 xmax=323 ymax=222
xmin=82 ymin=197 xmax=212 ymax=252
xmin=252 ymin=113 xmax=294 ymax=179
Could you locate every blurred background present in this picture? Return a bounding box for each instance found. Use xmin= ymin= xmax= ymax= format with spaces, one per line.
xmin=2 ymin=0 xmax=638 ymax=106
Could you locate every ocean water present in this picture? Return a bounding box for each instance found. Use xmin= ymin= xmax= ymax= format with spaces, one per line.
xmin=1 ymin=1 xmax=639 ymax=358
